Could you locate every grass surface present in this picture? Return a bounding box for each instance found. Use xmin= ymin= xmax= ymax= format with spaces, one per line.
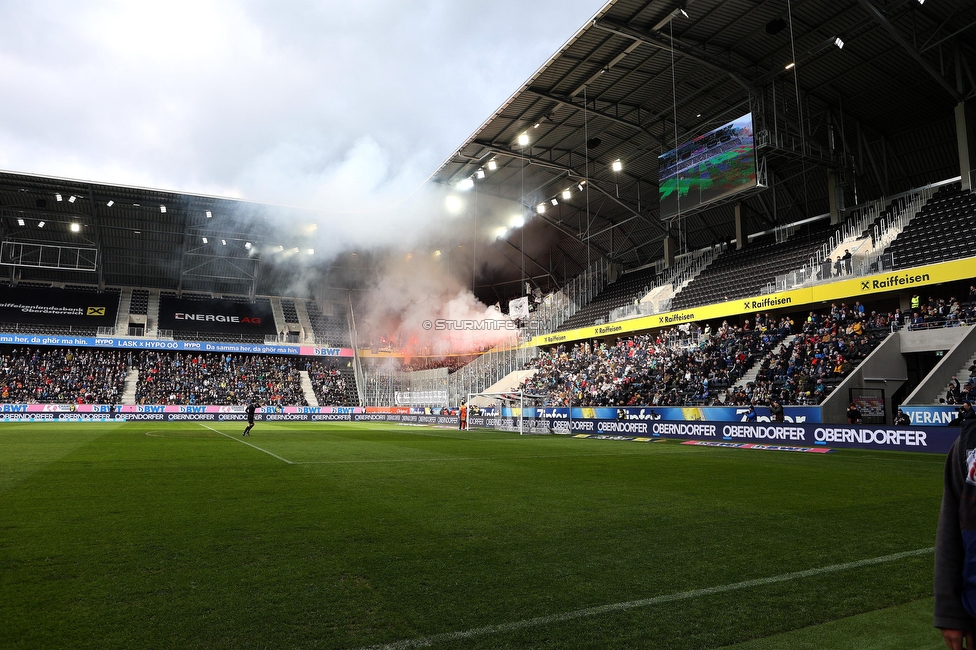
xmin=0 ymin=421 xmax=948 ymax=649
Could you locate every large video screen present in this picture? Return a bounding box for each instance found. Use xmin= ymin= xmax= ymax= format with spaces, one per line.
xmin=658 ymin=113 xmax=757 ymax=219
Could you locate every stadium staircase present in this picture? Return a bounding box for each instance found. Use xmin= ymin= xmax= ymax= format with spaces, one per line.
xmin=728 ymin=334 xmax=795 ymax=395
xmin=146 ymin=290 xmax=161 ymax=337
xmin=612 ymin=245 xmax=722 ymax=320
xmin=467 ymin=369 xmax=539 ymax=406
xmin=270 ymin=298 xmax=287 ymax=337
xmin=295 ymin=300 xmax=314 ymax=344
xmin=122 ymin=369 xmax=139 ymax=405
xmin=115 ymin=288 xmax=132 ymax=334
xmin=299 ymin=371 xmax=319 ymax=407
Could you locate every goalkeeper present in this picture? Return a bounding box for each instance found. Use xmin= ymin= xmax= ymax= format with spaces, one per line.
xmin=459 ymin=402 xmax=467 ymax=430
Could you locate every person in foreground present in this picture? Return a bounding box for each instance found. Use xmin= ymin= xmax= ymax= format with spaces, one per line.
xmin=243 ymin=400 xmax=258 ymax=436
xmin=935 ymin=418 xmax=976 ymax=648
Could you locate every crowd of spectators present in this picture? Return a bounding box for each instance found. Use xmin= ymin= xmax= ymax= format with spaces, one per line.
xmin=0 ymin=346 xmax=127 ymax=404
xmin=905 ymin=292 xmax=976 ymax=330
xmin=731 ymin=302 xmax=889 ymax=406
xmin=519 ymin=316 xmax=791 ymax=407
xmin=306 ymin=359 xmax=351 ymax=405
xmin=134 ymin=352 xmax=307 ymax=406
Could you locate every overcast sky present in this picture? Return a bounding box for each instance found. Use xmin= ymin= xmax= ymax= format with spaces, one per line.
xmin=0 ymin=0 xmax=606 ymax=212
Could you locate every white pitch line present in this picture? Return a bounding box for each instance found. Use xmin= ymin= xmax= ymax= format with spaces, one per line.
xmin=357 ymin=547 xmax=934 ymax=650
xmin=199 ymin=424 xmax=294 ymax=464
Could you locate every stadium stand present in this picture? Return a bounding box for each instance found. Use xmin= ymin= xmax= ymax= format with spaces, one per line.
xmin=129 ymin=289 xmax=150 ymax=315
xmin=672 ymin=220 xmax=836 ymax=309
xmin=306 ymin=359 xmax=353 ymax=405
xmin=0 ymin=346 xmax=128 ymax=403
xmin=885 ymin=183 xmax=976 ymax=269
xmin=134 ymin=352 xmax=308 ymax=406
xmin=556 ymin=266 xmax=658 ymax=331
xmin=306 ymin=301 xmax=352 ymax=346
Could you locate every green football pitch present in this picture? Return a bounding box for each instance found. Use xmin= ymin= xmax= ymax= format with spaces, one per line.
xmin=0 ymin=421 xmax=948 ymax=649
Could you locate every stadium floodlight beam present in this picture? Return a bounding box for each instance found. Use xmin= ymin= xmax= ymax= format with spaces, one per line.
xmin=70 ymin=223 xmax=80 ymax=232
xmin=495 ymin=226 xmax=509 ymax=239
xmin=612 ymin=159 xmax=623 ymax=172
xmin=106 ymin=200 xmax=114 ymax=207
xmin=510 ymin=215 xmax=525 ymax=228
xmin=562 ymin=189 xmax=572 ymax=200
xmin=457 ymin=177 xmax=475 ymax=191
xmin=517 ymin=132 xmax=529 ymax=146
xmin=487 ymin=159 xmax=497 ymax=171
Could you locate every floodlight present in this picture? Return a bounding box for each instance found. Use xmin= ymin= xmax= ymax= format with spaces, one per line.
xmin=495 ymin=227 xmax=509 ymax=239
xmin=221 ymin=239 xmax=226 ymax=245
xmin=160 ymin=205 xmax=166 ymax=213
xmin=487 ymin=160 xmax=497 ymax=171
xmin=534 ymin=123 xmax=540 ymax=129
xmin=562 ymin=189 xmax=571 ymax=200
xmin=70 ymin=223 xmax=80 ymax=232
xmin=457 ymin=177 xmax=474 ymax=191
xmin=202 ymin=237 xmax=208 ymax=243
xmin=917 ymin=0 xmax=923 ymax=4
xmin=445 ymin=194 xmax=464 ymax=214
xmin=612 ymin=159 xmax=623 ymax=172
xmin=550 ymin=198 xmax=559 ymax=206
xmin=785 ymin=62 xmax=795 ymax=70
xmin=205 ymin=210 xmax=212 ymax=218
xmin=511 ymin=215 xmax=525 ymax=228
xmin=244 ymin=242 xmax=252 ymax=249
xmin=678 ymin=8 xmax=689 ymax=18
xmin=475 ymin=169 xmax=485 ymax=179
xmin=68 ymin=195 xmax=76 ymax=203
xmin=834 ymin=37 xmax=844 ymax=49
xmin=577 ymin=183 xmax=584 ymax=191
xmin=17 ymin=218 xmax=24 ymax=226
xmin=37 ymin=221 xmax=45 ymax=228
xmin=536 ymin=203 xmax=546 ymax=214
xmin=307 ymin=249 xmax=314 ymax=255
xmin=106 ymin=200 xmax=114 ymax=207
xmin=55 ymin=193 xmax=62 ymax=202
xmin=277 ymin=245 xmax=284 ymax=251
xmin=518 ymin=133 xmax=529 ymax=146
xmin=434 ymin=250 xmax=441 ymax=257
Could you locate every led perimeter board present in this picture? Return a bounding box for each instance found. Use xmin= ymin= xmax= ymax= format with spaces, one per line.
xmin=658 ymin=113 xmax=757 ymax=219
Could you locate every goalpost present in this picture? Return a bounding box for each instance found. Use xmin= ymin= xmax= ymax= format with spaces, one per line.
xmin=464 ymin=390 xmax=567 ymax=435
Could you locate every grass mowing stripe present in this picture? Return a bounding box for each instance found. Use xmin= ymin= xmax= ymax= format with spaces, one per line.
xmin=198 ymin=424 xmax=294 ymax=464
xmin=359 ymin=547 xmax=935 ymax=650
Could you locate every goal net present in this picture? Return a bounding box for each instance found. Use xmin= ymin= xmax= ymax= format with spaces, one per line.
xmin=464 ymin=391 xmax=560 ymax=435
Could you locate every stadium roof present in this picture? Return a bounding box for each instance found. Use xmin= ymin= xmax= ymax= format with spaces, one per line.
xmin=434 ymin=0 xmax=974 ymax=299
xmin=0 ymin=169 xmax=365 ymax=299
xmin=1 ymin=0 xmax=973 ymax=303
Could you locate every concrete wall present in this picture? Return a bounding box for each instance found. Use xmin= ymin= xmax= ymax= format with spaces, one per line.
xmin=905 ymin=324 xmax=976 ymax=405
xmin=821 ymin=331 xmax=907 ymax=424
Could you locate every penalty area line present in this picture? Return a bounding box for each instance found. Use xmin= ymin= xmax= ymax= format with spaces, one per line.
xmin=199 ymin=424 xmax=294 ymax=464
xmin=357 ymin=547 xmax=934 ymax=650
